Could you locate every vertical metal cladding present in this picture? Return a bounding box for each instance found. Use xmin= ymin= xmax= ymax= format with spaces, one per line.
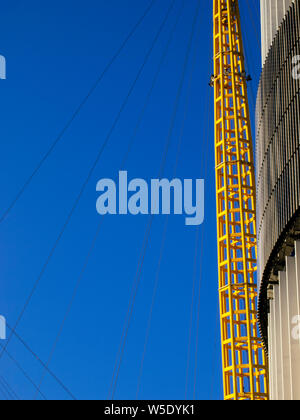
xmin=256 ymin=0 xmax=300 ymax=344
xmin=260 ymin=0 xmax=296 ymax=66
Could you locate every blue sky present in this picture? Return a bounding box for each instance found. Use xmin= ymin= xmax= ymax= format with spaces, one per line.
xmin=0 ymin=0 xmax=262 ymax=400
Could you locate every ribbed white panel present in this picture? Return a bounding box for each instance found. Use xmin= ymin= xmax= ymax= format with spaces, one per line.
xmin=260 ymin=0 xmax=295 ymax=65
xmin=268 ymin=313 xmax=273 ymax=400
xmin=268 ymin=242 xmax=300 ymax=400
xmin=274 ymin=281 xmax=283 ymax=399
xmin=286 ymin=255 xmax=300 ymax=399
xmin=279 ymin=271 xmax=292 ymax=400
xmin=270 ymin=297 xmax=277 ymax=399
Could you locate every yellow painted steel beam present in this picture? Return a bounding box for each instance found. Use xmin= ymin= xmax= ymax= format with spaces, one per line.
xmin=212 ymin=0 xmax=269 ymax=400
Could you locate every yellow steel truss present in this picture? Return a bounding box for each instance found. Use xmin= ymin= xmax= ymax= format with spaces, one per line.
xmin=212 ymin=0 xmax=269 ymax=400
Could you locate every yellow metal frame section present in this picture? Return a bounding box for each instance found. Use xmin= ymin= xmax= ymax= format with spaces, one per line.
xmin=213 ymin=0 xmax=269 ymax=400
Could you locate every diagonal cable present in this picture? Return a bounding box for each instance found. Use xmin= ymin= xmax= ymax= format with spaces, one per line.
xmin=0 ymin=375 xmax=20 ymax=401
xmin=245 ymin=0 xmax=261 ymax=48
xmin=192 ymin=88 xmax=212 ymax=400
xmin=30 ymin=0 xmax=178 ymax=400
xmin=0 ymin=0 xmax=157 ymax=225
xmin=0 ymin=377 xmax=10 ymax=400
xmin=0 ymin=341 xmax=47 ymax=400
xmin=109 ymin=0 xmax=202 ymax=400
xmin=31 ymin=0 xmax=182 ymax=400
xmin=5 ymin=322 xmax=76 ymax=400
xmin=0 ymin=0 xmax=176 ymax=366
xmin=136 ymin=5 xmax=202 ymax=397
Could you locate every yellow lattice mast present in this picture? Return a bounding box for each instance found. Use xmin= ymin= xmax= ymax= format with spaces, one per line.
xmin=212 ymin=0 xmax=269 ymax=400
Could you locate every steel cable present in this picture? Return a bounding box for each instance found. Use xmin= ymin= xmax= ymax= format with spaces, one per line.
xmin=0 ymin=0 xmax=157 ymax=225
xmin=0 ymin=377 xmax=10 ymax=400
xmin=0 ymin=341 xmax=47 ymax=400
xmin=135 ymin=7 xmax=201 ymax=396
xmin=31 ymin=0 xmax=178 ymax=400
xmin=0 ymin=0 xmax=176 ymax=369
xmin=0 ymin=375 xmax=20 ymax=401
xmin=5 ymin=322 xmax=76 ymax=400
xmin=185 ymin=37 xmax=212 ymax=403
xmin=192 ymin=91 xmax=211 ymax=400
xmin=109 ymin=0 xmax=202 ymax=400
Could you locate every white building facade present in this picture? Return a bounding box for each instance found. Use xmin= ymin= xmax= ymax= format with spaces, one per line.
xmin=257 ymin=0 xmax=300 ymax=400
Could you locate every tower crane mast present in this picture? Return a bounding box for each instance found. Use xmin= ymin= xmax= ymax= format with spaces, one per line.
xmin=212 ymin=0 xmax=269 ymax=400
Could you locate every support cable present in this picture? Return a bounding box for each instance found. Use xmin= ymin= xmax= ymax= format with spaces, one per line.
xmin=210 ymin=311 xmax=220 ymax=400
xmin=239 ymin=2 xmax=261 ymax=118
xmin=135 ymin=216 xmax=169 ymax=400
xmin=0 ymin=0 xmax=176 ymax=366
xmin=191 ymin=23 xmax=215 ymax=398
xmin=245 ymin=0 xmax=261 ymax=48
xmin=5 ymin=323 xmax=76 ymax=400
xmin=185 ymin=227 xmax=200 ymax=400
xmin=0 ymin=0 xmax=157 ymax=225
xmin=185 ymin=37 xmax=212 ymax=403
xmin=242 ymin=1 xmax=261 ymax=80
xmin=0 ymin=377 xmax=10 ymax=400
xmin=31 ymin=0 xmax=178 ymax=400
xmin=192 ymin=91 xmax=211 ymax=401
xmin=0 ymin=341 xmax=47 ymax=400
xmin=0 ymin=375 xmax=20 ymax=401
xmin=135 ymin=7 xmax=200 ymax=395
xmin=240 ymin=11 xmax=260 ymax=138
xmin=109 ymin=0 xmax=202 ymax=400
xmin=250 ymin=0 xmax=261 ymax=22
xmin=212 ymin=0 xmax=268 ymax=400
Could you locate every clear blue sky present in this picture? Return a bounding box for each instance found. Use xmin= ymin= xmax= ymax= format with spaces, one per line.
xmin=0 ymin=0 xmax=262 ymax=400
